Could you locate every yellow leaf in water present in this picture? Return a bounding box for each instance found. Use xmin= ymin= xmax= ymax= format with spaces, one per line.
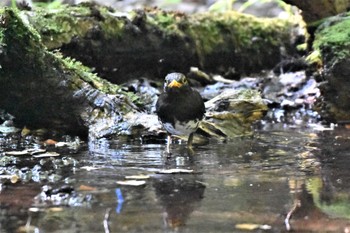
xmin=48 ymin=207 xmax=63 ymax=212
xmin=21 ymin=126 xmax=31 ymax=137
xmin=235 ymin=223 xmax=271 ymax=231
xmin=10 ymin=174 xmax=19 ymax=183
xmin=223 ymin=177 xmax=240 ymax=187
xmin=308 ymin=133 xmax=318 ymax=138
xmin=17 ymin=225 xmax=38 ymax=233
xmin=235 ymin=223 xmax=260 ymax=230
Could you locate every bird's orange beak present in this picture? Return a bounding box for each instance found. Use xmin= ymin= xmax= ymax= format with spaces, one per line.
xmin=167 ymin=80 xmax=182 ymax=88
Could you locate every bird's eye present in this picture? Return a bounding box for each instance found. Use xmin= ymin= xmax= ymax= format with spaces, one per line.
xmin=181 ymin=77 xmax=188 ymax=84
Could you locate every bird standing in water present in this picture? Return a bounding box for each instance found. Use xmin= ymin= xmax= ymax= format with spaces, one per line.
xmin=156 ymin=73 xmax=205 ymax=153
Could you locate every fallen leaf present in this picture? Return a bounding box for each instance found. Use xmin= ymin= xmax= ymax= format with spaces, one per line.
xmin=10 ymin=174 xmax=19 ymax=183
xmin=21 ymin=126 xmax=31 ymax=137
xmin=33 ymin=152 xmax=60 ymax=158
xmin=44 ymin=139 xmax=58 ymax=145
xmin=116 ymin=180 xmax=146 ymax=186
xmin=235 ymin=223 xmax=260 ymax=230
xmin=17 ymin=225 xmax=38 ymax=233
xmin=308 ymin=133 xmax=318 ymax=138
xmin=78 ymin=185 xmax=97 ymax=191
xmin=48 ymin=207 xmax=63 ymax=212
xmin=235 ymin=223 xmax=271 ymax=231
xmin=157 ymin=169 xmax=194 ymax=174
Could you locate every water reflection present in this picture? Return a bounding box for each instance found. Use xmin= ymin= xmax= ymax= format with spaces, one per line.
xmin=285 ymin=182 xmax=350 ymax=232
xmin=153 ymin=173 xmax=206 ymax=230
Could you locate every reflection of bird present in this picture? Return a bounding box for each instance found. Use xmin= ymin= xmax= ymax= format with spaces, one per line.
xmin=156 ymin=73 xmax=205 ymax=152
xmin=153 ymin=174 xmax=206 ymax=229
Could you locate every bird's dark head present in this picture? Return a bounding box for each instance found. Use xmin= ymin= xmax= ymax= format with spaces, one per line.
xmin=164 ymin=73 xmax=189 ymax=91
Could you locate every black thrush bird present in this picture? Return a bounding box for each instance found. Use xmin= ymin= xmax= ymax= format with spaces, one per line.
xmin=156 ymin=73 xmax=205 ymax=153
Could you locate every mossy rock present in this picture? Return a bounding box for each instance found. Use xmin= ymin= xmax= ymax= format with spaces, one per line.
xmin=312 ymin=13 xmax=350 ymax=121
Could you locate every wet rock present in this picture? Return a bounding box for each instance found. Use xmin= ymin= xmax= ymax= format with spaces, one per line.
xmin=0 ymin=120 xmax=20 ymax=136
xmin=273 ymin=58 xmax=308 ymax=75
xmin=284 ymin=0 xmax=350 ymax=23
xmin=200 ymin=89 xmax=268 ymax=139
xmin=186 ymin=67 xmax=215 ymax=86
xmin=201 ymin=76 xmax=259 ymax=100
xmin=262 ymin=71 xmax=320 ymax=108
xmin=0 ymin=156 xmax=17 ymax=166
xmin=311 ymin=13 xmax=350 ymax=122
xmin=35 ymin=184 xmax=93 ymax=206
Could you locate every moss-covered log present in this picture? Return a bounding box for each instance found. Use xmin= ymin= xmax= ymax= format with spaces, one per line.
xmin=0 ymin=7 xmax=267 ymax=139
xmin=0 ymin=8 xmax=140 ymax=137
xmin=22 ymin=3 xmax=302 ymax=83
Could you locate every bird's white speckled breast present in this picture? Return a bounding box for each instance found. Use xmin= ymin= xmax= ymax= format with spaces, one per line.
xmin=162 ymin=120 xmax=199 ymax=136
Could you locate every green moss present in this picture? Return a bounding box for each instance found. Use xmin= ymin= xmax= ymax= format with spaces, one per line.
xmin=0 ymin=7 xmax=43 ymax=60
xmin=0 ymin=28 xmax=4 ymax=45
xmin=185 ymin=11 xmax=291 ymax=65
xmin=25 ymin=4 xmax=126 ymax=49
xmin=0 ymin=6 xmax=140 ymax=107
xmin=95 ymin=6 xmax=128 ymax=39
xmin=305 ymin=50 xmax=322 ymax=66
xmin=99 ymin=16 xmax=125 ymax=39
xmin=61 ymin=55 xmax=117 ymax=92
xmin=313 ymin=16 xmax=350 ymax=60
xmin=27 ymin=5 xmax=94 ymax=49
xmin=145 ymin=9 xmax=186 ymax=37
xmin=186 ymin=12 xmax=224 ymax=57
xmin=307 ymin=177 xmax=350 ymax=219
xmin=60 ymin=54 xmax=142 ymax=106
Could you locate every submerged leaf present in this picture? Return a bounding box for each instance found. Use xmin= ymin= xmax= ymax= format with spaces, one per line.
xmin=235 ymin=223 xmax=271 ymax=230
xmin=17 ymin=225 xmax=38 ymax=233
xmin=43 ymin=139 xmax=58 ymax=145
xmin=78 ymin=185 xmax=97 ymax=191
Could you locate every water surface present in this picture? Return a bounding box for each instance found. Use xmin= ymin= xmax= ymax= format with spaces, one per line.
xmin=1 ymin=124 xmax=350 ymax=232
